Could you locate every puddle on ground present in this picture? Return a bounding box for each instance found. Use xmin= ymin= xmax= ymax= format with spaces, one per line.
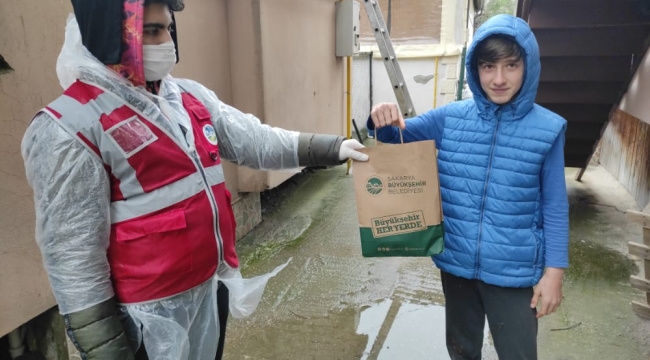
xmin=356 ymin=299 xmax=392 ymax=360
xmin=224 ymin=306 xmax=367 ymax=360
xmin=356 ymin=300 xmax=497 ymax=360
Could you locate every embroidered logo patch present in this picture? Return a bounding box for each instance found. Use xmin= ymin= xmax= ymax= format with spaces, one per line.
xmin=107 ymin=116 xmax=158 ymax=158
xmin=203 ymin=124 xmax=218 ymax=145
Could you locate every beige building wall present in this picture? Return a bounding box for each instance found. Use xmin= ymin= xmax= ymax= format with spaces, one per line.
xmin=260 ymin=0 xmax=345 ymax=136
xmin=0 ymin=0 xmax=72 ymax=338
xmin=174 ymin=0 xmax=239 ymax=199
xmin=234 ymin=0 xmax=346 ymax=192
xmin=0 ymin=0 xmax=347 ymax=337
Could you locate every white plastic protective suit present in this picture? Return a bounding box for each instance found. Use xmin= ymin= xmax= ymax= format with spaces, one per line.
xmin=22 ymin=14 xmax=295 ymax=359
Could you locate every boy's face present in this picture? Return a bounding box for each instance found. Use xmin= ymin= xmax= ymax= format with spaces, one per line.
xmin=143 ymin=4 xmax=174 ymax=45
xmin=477 ymin=56 xmax=524 ymax=105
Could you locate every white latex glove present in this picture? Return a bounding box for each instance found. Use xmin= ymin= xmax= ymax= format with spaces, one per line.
xmin=339 ymin=139 xmax=369 ymax=162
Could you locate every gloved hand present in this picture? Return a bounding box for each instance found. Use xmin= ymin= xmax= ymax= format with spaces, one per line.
xmin=338 ymin=139 xmax=369 ymax=162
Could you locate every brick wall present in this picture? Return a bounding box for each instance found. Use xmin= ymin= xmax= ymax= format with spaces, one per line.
xmin=359 ymin=0 xmax=443 ymax=44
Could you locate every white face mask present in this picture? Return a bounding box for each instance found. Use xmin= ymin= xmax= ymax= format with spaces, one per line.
xmin=143 ymin=41 xmax=177 ymax=82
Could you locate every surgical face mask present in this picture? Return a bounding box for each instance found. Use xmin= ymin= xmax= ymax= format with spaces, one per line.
xmin=143 ymin=41 xmax=177 ymax=81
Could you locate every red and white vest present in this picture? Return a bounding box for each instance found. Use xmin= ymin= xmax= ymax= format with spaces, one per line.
xmin=39 ymin=80 xmax=239 ymax=304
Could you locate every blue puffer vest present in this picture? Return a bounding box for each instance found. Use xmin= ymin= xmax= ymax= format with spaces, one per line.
xmin=432 ymin=15 xmax=566 ymax=287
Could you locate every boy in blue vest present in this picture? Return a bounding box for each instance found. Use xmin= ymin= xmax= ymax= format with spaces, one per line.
xmin=368 ymin=14 xmax=568 ymax=359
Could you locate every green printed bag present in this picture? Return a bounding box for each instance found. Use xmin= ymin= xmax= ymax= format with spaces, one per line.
xmin=353 ymin=140 xmax=444 ymax=257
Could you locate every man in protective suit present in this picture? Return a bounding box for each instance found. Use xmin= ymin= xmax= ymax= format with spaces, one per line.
xmin=21 ymin=0 xmax=368 ymax=359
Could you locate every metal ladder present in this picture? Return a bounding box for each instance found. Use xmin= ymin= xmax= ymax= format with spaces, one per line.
xmin=363 ymin=0 xmax=416 ymax=118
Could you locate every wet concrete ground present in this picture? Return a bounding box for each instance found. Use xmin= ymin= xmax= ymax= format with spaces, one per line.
xmin=223 ymin=163 xmax=650 ymax=360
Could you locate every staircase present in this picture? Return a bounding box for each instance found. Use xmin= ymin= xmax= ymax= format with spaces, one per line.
xmin=517 ymin=0 xmax=650 ymax=179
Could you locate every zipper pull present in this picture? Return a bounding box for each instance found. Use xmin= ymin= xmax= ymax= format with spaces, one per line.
xmin=189 ymin=147 xmax=199 ymax=160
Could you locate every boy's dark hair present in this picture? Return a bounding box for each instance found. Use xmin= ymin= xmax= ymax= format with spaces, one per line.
xmin=144 ymin=0 xmax=185 ymax=11
xmin=475 ymin=35 xmax=523 ymax=65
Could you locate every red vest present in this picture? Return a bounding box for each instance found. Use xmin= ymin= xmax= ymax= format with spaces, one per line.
xmin=40 ymin=80 xmax=239 ymax=304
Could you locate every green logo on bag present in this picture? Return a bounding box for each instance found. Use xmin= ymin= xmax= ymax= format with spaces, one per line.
xmin=366 ymin=177 xmax=384 ymax=196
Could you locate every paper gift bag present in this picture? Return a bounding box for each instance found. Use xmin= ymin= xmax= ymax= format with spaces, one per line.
xmin=352 ymin=140 xmax=444 ymax=257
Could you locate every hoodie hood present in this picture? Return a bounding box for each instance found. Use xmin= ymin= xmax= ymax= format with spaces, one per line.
xmin=466 ymin=14 xmax=540 ymax=120
xmin=69 ymin=0 xmax=179 ymax=88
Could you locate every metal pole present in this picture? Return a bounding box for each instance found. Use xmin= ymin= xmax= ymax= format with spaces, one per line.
xmin=433 ymin=56 xmax=440 ymax=108
xmin=369 ymin=51 xmax=373 ymax=110
xmin=457 ymin=0 xmax=472 ymax=101
xmin=352 ymin=119 xmax=363 ymax=142
xmin=346 ymin=56 xmax=352 ymax=174
xmin=387 ymin=0 xmax=392 ymax=34
xmin=456 ymin=46 xmax=467 ymax=101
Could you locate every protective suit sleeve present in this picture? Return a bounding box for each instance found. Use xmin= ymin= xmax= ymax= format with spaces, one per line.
xmin=175 ymin=79 xmax=347 ymax=170
xmin=64 ymin=297 xmax=134 ymax=360
xmin=21 ymin=113 xmax=115 ymax=315
xmin=297 ymin=133 xmax=346 ymax=167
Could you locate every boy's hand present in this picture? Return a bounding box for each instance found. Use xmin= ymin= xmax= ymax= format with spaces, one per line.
xmin=531 ymin=267 xmax=564 ymax=318
xmin=371 ymin=103 xmax=406 ymax=129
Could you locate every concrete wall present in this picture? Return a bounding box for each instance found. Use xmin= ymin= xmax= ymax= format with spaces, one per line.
xmin=598 ymin=48 xmax=650 ymax=209
xmin=620 ymin=49 xmax=650 ymax=126
xmin=0 ymin=0 xmax=72 ymax=338
xmin=599 ymin=110 xmax=650 ymax=209
xmin=236 ymin=0 xmax=347 ymax=192
xmin=174 ymin=0 xmax=240 ymax=200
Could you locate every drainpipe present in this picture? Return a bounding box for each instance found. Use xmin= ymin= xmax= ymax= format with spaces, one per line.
xmin=369 ymin=51 xmax=373 ymax=112
xmin=456 ymin=47 xmax=467 ymax=101
xmin=387 ymin=0 xmax=392 ymax=34
xmin=7 ymin=326 xmax=26 ymax=359
xmin=346 ymin=55 xmax=352 ymax=174
xmin=456 ymin=0 xmax=473 ymax=101
xmin=433 ymin=56 xmax=440 ymax=108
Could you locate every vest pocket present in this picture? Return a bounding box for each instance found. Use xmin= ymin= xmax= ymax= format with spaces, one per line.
xmin=115 ymin=209 xmax=187 ymax=241
xmin=111 ymin=209 xmax=193 ymax=281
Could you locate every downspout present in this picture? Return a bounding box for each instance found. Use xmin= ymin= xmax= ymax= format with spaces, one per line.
xmin=346 ymin=55 xmax=352 ymax=174
xmin=338 ymin=0 xmax=353 ymax=173
xmin=433 ymin=56 xmax=440 ymax=108
xmin=387 ymin=0 xmax=392 ymax=34
xmin=369 ymin=51 xmax=373 ymax=113
xmin=456 ymin=47 xmax=467 ymax=101
xmin=456 ymin=0 xmax=473 ymax=101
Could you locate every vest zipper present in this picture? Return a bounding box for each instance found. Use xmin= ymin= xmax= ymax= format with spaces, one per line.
xmin=189 ymin=150 xmax=225 ymax=265
xmin=475 ymin=109 xmax=501 ymax=279
xmin=153 ymin=126 xmax=226 ymax=266
xmin=160 ymin=99 xmax=226 ymax=266
xmin=169 ymin=112 xmax=226 ymax=266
